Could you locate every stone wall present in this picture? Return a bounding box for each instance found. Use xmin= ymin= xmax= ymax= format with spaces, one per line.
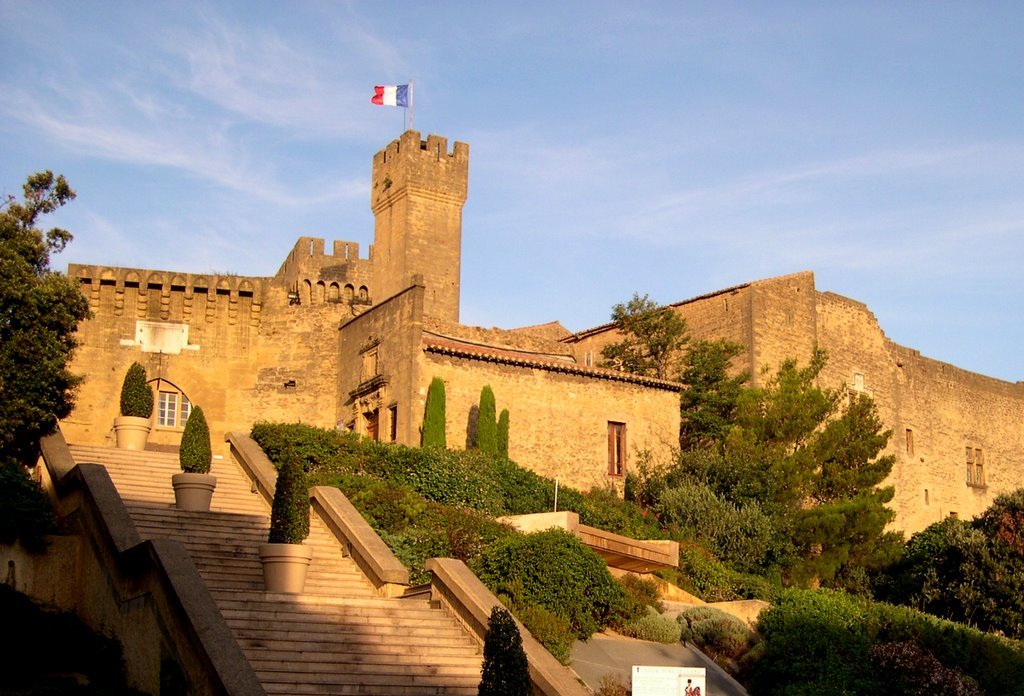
xmin=64 ymin=261 xmax=351 ymax=457
xmin=419 ymin=349 xmax=680 ymax=493
xmin=337 ymin=284 xmax=427 ymax=445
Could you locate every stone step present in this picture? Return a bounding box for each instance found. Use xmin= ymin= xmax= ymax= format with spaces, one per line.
xmin=235 ymin=635 xmax=479 ymax=656
xmin=255 ymin=668 xmax=481 ymax=689
xmin=69 ymin=442 xmax=485 ymax=696
xmin=260 ymin=680 xmax=478 ymax=696
xmin=213 ymin=594 xmax=455 ymax=618
xmin=227 ymin=616 xmax=471 ymax=640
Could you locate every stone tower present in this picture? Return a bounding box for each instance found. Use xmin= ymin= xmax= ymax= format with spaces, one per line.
xmin=370 ymin=130 xmax=469 ymax=322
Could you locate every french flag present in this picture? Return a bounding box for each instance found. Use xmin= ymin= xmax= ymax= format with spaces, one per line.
xmin=371 ymin=84 xmax=409 ymax=107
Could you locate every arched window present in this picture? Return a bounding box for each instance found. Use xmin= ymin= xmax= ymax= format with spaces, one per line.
xmin=149 ymin=378 xmax=192 ymax=430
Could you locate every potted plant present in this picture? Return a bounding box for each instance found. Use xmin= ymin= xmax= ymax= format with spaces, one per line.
xmin=258 ymin=452 xmax=312 ymax=593
xmin=172 ymin=406 xmax=217 ymax=511
xmin=113 ymin=362 xmax=153 ymax=450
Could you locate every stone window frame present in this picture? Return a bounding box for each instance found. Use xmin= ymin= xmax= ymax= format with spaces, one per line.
xmin=607 ymin=421 xmax=627 ymax=477
xmin=966 ymin=446 xmax=986 ymax=488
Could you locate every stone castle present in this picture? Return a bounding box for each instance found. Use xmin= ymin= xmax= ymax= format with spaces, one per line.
xmin=63 ymin=130 xmax=1024 ymax=535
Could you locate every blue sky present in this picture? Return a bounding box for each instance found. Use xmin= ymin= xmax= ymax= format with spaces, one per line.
xmin=2 ymin=1 xmax=1021 ymax=383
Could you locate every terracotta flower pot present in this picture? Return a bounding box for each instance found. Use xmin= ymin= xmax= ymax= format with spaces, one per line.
xmin=171 ymin=473 xmax=217 ymax=511
xmin=113 ymin=415 xmax=151 ymax=450
xmin=259 ymin=543 xmax=313 ymax=594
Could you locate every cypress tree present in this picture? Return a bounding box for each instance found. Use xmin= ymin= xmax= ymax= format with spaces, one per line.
xmin=478 ymin=606 xmax=530 ymax=696
xmin=422 ymin=377 xmax=447 ymax=449
xmin=497 ymin=409 xmax=510 ymax=458
xmin=477 ymin=385 xmax=497 ymax=454
xmin=178 ymin=406 xmax=211 ymax=474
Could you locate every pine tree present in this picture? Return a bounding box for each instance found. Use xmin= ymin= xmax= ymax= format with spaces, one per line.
xmin=478 ymin=606 xmax=530 ymax=696
xmin=599 ymin=293 xmax=689 ymax=379
xmin=477 ymin=385 xmax=497 ymax=454
xmin=422 ymin=377 xmax=447 ymax=448
xmin=496 ymin=409 xmax=510 ymax=458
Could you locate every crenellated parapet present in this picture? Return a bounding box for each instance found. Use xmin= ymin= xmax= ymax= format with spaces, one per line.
xmin=370 ymin=131 xmax=469 ymax=214
xmin=69 ymin=264 xmax=264 ymax=326
xmin=273 ymin=236 xmax=373 ymax=309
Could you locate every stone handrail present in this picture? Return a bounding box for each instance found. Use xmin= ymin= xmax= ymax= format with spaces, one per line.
xmin=425 ymin=558 xmax=590 ymax=696
xmin=225 ymin=431 xmax=410 ymax=597
xmin=224 ymin=431 xmax=277 ymax=504
xmin=311 ymin=486 xmax=410 ymax=596
xmin=36 ymin=431 xmax=264 ymax=696
xmin=500 ymin=510 xmax=679 ymax=573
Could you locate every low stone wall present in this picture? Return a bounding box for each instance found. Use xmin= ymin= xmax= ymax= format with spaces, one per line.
xmin=426 ymin=558 xmax=590 ymax=696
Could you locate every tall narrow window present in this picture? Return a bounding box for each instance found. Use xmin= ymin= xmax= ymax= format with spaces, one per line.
xmin=365 ymin=409 xmax=379 ymax=441
xmin=966 ymin=446 xmax=985 ymax=487
xmin=608 ymin=422 xmax=626 ymax=477
xmin=158 ymin=391 xmax=178 ymax=427
xmin=905 ymin=429 xmax=914 ymax=456
xmin=156 ymin=390 xmax=191 ymax=428
xmin=389 ymin=405 xmax=398 ymax=442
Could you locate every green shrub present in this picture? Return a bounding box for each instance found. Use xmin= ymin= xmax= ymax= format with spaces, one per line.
xmin=620 ymin=606 xmax=682 ymax=643
xmin=516 ymin=602 xmax=575 ymax=664
xmin=251 ymin=422 xmax=671 ymax=542
xmin=119 ymin=362 xmax=153 ymax=418
xmin=677 ymin=606 xmax=754 ymax=660
xmin=496 ymin=409 xmax=509 ymax=458
xmin=618 ymin=573 xmax=664 ymax=613
xmin=251 ymin=422 xmax=354 ymax=475
xmin=178 ymin=406 xmax=211 ymax=474
xmin=0 ymin=461 xmax=56 ymax=552
xmin=268 ymin=453 xmax=309 ymax=544
xmin=473 ymin=529 xmax=627 ymax=640
xmin=870 ymin=641 xmax=982 ymax=695
xmin=479 ymin=606 xmax=531 ymax=696
xmin=666 ymin=542 xmax=778 ymax=603
xmin=476 ymin=385 xmax=497 ymax=454
xmin=329 ymin=473 xmax=515 ymax=583
xmin=656 ymin=481 xmax=781 ymax=573
xmin=749 ymin=588 xmax=1024 ymax=696
xmin=422 ymin=377 xmax=446 ymax=448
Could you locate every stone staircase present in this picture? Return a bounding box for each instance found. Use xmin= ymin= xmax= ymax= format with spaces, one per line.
xmin=68 ymin=444 xmax=483 ymax=695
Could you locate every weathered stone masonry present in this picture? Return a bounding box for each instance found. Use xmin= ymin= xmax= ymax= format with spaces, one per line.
xmin=63 ymin=130 xmax=1023 ymax=534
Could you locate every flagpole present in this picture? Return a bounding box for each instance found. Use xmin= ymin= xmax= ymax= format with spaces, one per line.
xmin=409 ymin=80 xmax=414 ymax=131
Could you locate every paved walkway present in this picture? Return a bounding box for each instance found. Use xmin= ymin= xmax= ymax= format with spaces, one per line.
xmin=571 ymin=633 xmax=748 ymax=696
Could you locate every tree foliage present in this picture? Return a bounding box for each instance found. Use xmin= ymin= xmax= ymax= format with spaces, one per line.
xmin=422 ymin=377 xmax=446 ymax=448
xmin=179 ymin=406 xmax=211 ymax=474
xmin=496 ymin=408 xmax=509 ymax=458
xmin=599 ymin=293 xmax=689 ymax=379
xmin=476 ymin=385 xmax=497 ymax=454
xmin=478 ymin=606 xmax=531 ymax=696
xmin=882 ymin=490 xmax=1024 ymax=638
xmin=0 ymin=461 xmax=57 ymax=552
xmin=0 ymin=171 xmax=89 ymax=466
xmin=678 ymin=339 xmax=748 ymax=449
xmin=674 ymin=350 xmax=900 ymax=588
